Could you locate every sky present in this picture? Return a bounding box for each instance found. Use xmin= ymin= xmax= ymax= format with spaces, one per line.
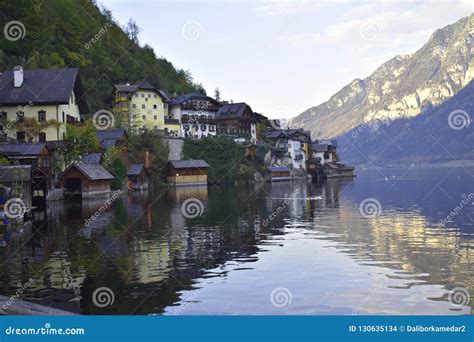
xmin=99 ymin=0 xmax=473 ymax=119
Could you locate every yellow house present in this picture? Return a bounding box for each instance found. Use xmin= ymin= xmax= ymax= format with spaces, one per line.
xmin=0 ymin=66 xmax=87 ymax=142
xmin=113 ymin=81 xmax=171 ymax=134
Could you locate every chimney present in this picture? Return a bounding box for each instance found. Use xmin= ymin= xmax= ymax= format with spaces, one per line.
xmin=13 ymin=66 xmax=23 ymax=88
xmin=144 ymin=149 xmax=150 ymax=170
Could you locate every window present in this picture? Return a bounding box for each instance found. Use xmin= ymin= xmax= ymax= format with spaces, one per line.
xmin=132 ymin=114 xmax=137 ymax=119
xmin=154 ymin=94 xmax=157 ymax=98
xmin=145 ymin=98 xmax=148 ymax=102
xmin=16 ymin=111 xmax=24 ymax=122
xmin=0 ymin=111 xmax=7 ymax=120
xmin=17 ymin=131 xmax=26 ymax=142
xmin=38 ymin=132 xmax=46 ymax=142
xmin=135 ymin=94 xmax=139 ymax=97
xmin=142 ymin=104 xmax=145 ymax=109
xmin=38 ymin=110 xmax=46 ymax=122
xmin=153 ymin=104 xmax=157 ymax=109
xmin=154 ymin=125 xmax=158 ymax=129
xmin=154 ymin=115 xmax=157 ymax=120
xmin=148 ymin=94 xmax=151 ymax=98
xmin=142 ymin=115 xmax=146 ymax=120
xmin=132 ymin=104 xmax=137 ymax=108
xmin=42 ymin=157 xmax=51 ymax=168
xmin=141 ymin=93 xmax=144 ymax=98
xmin=62 ymin=111 xmax=65 ymax=122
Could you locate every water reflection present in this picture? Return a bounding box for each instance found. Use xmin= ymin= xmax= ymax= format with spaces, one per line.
xmin=0 ymin=168 xmax=472 ymax=315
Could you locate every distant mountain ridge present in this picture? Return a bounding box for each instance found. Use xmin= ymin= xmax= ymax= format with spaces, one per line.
xmin=336 ymin=80 xmax=474 ymax=166
xmin=291 ymin=14 xmax=474 ymax=140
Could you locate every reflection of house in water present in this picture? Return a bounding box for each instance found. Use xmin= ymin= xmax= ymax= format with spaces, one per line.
xmin=125 ymin=240 xmax=171 ymax=285
xmin=322 ymin=178 xmax=353 ymax=208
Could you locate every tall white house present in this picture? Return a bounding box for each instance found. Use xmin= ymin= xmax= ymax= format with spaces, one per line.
xmin=0 ymin=66 xmax=87 ymax=142
xmin=168 ymin=93 xmax=220 ymax=139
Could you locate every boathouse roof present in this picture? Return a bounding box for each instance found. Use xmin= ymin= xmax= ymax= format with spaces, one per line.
xmin=62 ymin=163 xmax=114 ymax=181
xmin=127 ymin=163 xmax=145 ymax=176
xmin=267 ymin=166 xmax=290 ymax=173
xmin=0 ymin=143 xmax=49 ymax=156
xmin=168 ymin=160 xmax=209 ymax=169
xmin=80 ymin=153 xmax=102 ymax=164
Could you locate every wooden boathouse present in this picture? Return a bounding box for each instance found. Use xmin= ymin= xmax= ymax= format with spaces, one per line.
xmin=60 ymin=163 xmax=114 ymax=199
xmin=266 ymin=166 xmax=291 ymax=182
xmin=166 ymin=160 xmax=209 ymax=186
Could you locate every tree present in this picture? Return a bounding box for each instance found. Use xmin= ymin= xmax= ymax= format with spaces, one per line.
xmin=9 ymin=117 xmax=62 ymax=142
xmin=214 ymin=87 xmax=221 ymax=102
xmin=63 ymin=121 xmax=100 ymax=166
xmin=125 ymin=18 xmax=140 ymax=45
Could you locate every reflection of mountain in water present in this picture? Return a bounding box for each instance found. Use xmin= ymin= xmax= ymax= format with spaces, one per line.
xmin=0 ymin=169 xmax=472 ymax=314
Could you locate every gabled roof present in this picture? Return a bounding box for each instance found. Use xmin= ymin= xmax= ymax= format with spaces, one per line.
xmin=80 ymin=153 xmax=102 ymax=164
xmin=114 ymin=80 xmax=168 ymax=101
xmin=216 ymin=102 xmax=255 ymax=121
xmin=0 ymin=165 xmax=31 ymax=182
xmin=127 ymin=163 xmax=145 ymax=176
xmin=95 ymin=129 xmax=127 ymax=149
xmin=169 ymin=93 xmax=219 ymax=107
xmin=168 ymin=160 xmax=209 ymax=169
xmin=313 ymin=144 xmax=329 ymax=152
xmin=0 ymin=143 xmax=49 ymax=156
xmin=0 ymin=67 xmax=89 ymax=113
xmin=63 ymin=163 xmax=114 ymax=181
xmin=314 ymin=139 xmax=337 ymax=147
xmin=267 ymin=166 xmax=290 ymax=172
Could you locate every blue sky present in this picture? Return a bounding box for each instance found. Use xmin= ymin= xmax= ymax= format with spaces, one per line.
xmin=99 ymin=0 xmax=473 ymax=119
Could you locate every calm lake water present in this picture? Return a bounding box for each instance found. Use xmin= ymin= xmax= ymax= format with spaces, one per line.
xmin=0 ymin=167 xmax=473 ymax=315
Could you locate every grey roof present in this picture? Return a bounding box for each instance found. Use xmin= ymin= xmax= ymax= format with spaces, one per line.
xmin=81 ymin=153 xmax=102 ymax=164
xmin=0 ymin=143 xmax=48 ymax=156
xmin=127 ymin=163 xmax=144 ymax=176
xmin=169 ymin=160 xmax=209 ymax=169
xmin=267 ymin=166 xmax=290 ymax=172
xmin=314 ymin=139 xmax=337 ymax=147
xmin=216 ymin=102 xmax=255 ymax=121
xmin=267 ymin=128 xmax=311 ymax=140
xmin=0 ymin=165 xmax=31 ymax=182
xmin=0 ymin=67 xmax=88 ymax=113
xmin=96 ymin=129 xmax=127 ymax=149
xmin=114 ymin=80 xmax=168 ymax=100
xmin=64 ymin=163 xmax=114 ymax=181
xmin=313 ymin=144 xmax=329 ymax=152
xmin=169 ymin=93 xmax=218 ymax=106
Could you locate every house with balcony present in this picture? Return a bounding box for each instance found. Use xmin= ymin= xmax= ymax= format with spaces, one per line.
xmin=113 ymin=81 xmax=168 ymax=133
xmin=310 ymin=140 xmax=338 ymax=165
xmin=0 ymin=66 xmax=87 ymax=143
xmin=267 ymin=128 xmax=311 ymax=170
xmin=168 ymin=93 xmax=220 ymax=138
xmin=215 ymin=102 xmax=259 ymax=143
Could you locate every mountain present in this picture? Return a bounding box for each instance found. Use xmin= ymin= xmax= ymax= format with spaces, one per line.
xmin=291 ymin=15 xmax=474 ymax=140
xmin=337 ymin=80 xmax=474 ymax=166
xmin=0 ymin=0 xmax=205 ymax=112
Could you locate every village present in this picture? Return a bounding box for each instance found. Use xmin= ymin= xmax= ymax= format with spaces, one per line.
xmin=0 ymin=66 xmax=354 ymax=221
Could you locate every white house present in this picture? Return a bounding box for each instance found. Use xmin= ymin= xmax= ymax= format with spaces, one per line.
xmin=168 ymin=93 xmax=220 ymax=139
xmin=0 ymin=66 xmax=87 ymax=142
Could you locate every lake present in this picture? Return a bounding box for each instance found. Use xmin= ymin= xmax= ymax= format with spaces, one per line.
xmin=0 ymin=167 xmax=473 ymax=315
